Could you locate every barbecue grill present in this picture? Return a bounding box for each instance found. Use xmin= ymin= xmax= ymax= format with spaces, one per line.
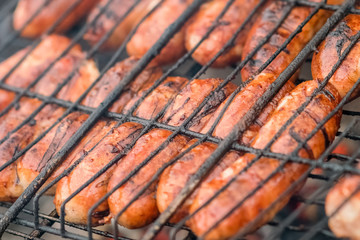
xmin=0 ymin=0 xmax=359 ymax=239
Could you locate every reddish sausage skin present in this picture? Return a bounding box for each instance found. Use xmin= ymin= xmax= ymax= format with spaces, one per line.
xmin=189 ymin=80 xmax=341 ymax=239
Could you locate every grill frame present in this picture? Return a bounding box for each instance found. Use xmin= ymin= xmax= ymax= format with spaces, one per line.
xmin=0 ymin=0 xmax=358 ymax=239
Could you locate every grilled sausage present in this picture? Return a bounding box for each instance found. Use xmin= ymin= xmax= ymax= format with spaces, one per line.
xmin=122 ymin=76 xmax=188 ymax=118
xmin=84 ymin=0 xmax=159 ymax=50
xmin=13 ymin=0 xmax=99 ymax=38
xmin=157 ymin=140 xmax=240 ymax=223
xmin=83 ymin=57 xmax=163 ymax=112
xmin=156 ymin=74 xmax=294 ymax=223
xmin=241 ymin=0 xmax=342 ymax=81
xmin=312 ymin=14 xmax=360 ymax=102
xmin=201 ymin=73 xmax=295 ymax=144
xmin=160 ymin=78 xmax=237 ymax=131
xmin=189 ymin=80 xmax=341 ymax=239
xmin=325 ymin=164 xmax=360 ymax=240
xmin=18 ymin=74 xmax=186 ymax=196
xmin=107 ymin=129 xmax=189 ymax=228
xmin=0 ymin=35 xmax=98 ymax=110
xmin=185 ymin=0 xmax=260 ymax=67
xmin=54 ymin=75 xmax=188 ymax=225
xmin=105 ymin=77 xmax=236 ymax=228
xmin=55 ymin=122 xmax=143 ymax=225
xmin=126 ymin=0 xmax=192 ymax=65
xmin=0 ymin=36 xmax=98 ymax=201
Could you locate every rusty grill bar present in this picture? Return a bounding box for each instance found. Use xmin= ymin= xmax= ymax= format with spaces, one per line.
xmin=0 ymin=0 xmax=359 ymax=239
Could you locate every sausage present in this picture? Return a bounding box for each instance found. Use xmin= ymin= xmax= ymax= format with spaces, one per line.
xmin=189 ymin=80 xmax=341 ymax=239
xmin=54 ymin=73 xmax=187 ymax=225
xmin=107 ymin=129 xmax=189 ymax=228
xmin=122 ymin=76 xmax=188 ymax=119
xmin=200 ymin=73 xmax=295 ymax=144
xmin=241 ymin=0 xmax=342 ymax=81
xmin=0 ymin=101 xmax=65 ymax=201
xmin=156 ymin=74 xmax=294 ymax=223
xmin=55 ymin=122 xmax=143 ymax=225
xmin=160 ymin=78 xmax=237 ymax=131
xmin=126 ymin=0 xmax=192 ymax=66
xmin=0 ymin=35 xmax=98 ymax=110
xmin=325 ymin=164 xmax=360 ymax=240
xmin=13 ymin=0 xmax=99 ymax=38
xmin=157 ymin=140 xmax=240 ymax=223
xmin=83 ymin=57 xmax=163 ymax=112
xmin=185 ymin=0 xmax=260 ymax=67
xmin=0 ymin=35 xmax=98 ymax=201
xmin=84 ymin=0 xmax=159 ymax=50
xmin=312 ymin=14 xmax=360 ymax=102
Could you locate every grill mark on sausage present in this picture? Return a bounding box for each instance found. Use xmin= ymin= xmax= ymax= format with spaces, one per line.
xmin=36 ymin=118 xmax=74 ymax=171
xmin=288 ymin=126 xmax=315 ymax=159
xmin=304 ymin=109 xmax=330 ymax=148
xmin=162 ymin=97 xmax=191 ymax=124
xmin=321 ymin=88 xmax=336 ymax=101
xmin=188 ymin=89 xmax=227 ymax=129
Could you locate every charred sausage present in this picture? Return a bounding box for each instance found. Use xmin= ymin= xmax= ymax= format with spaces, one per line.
xmin=160 ymin=78 xmax=237 ymax=131
xmin=0 ymin=35 xmax=98 ymax=110
xmin=84 ymin=0 xmax=159 ymax=50
xmin=241 ymin=0 xmax=342 ymax=81
xmin=107 ymin=129 xmax=189 ymax=228
xmin=157 ymin=140 xmax=240 ymax=223
xmin=126 ymin=0 xmax=192 ymax=65
xmin=13 ymin=0 xmax=99 ymax=38
xmin=189 ymin=80 xmax=341 ymax=239
xmin=312 ymin=14 xmax=360 ymax=102
xmin=185 ymin=0 xmax=260 ymax=67
xmin=200 ymin=73 xmax=294 ymax=144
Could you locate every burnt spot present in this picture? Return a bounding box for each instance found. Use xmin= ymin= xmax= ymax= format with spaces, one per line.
xmin=188 ymin=90 xmax=227 ymax=128
xmin=92 ymin=209 xmax=110 ymax=219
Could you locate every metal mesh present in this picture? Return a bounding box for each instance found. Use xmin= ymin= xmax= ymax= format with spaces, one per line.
xmin=0 ymin=0 xmax=359 ymax=239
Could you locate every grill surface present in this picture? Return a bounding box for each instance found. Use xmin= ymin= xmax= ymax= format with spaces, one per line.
xmin=0 ymin=0 xmax=359 ymax=239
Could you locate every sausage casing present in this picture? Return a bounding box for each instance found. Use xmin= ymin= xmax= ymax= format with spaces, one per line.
xmin=107 ymin=129 xmax=188 ymax=228
xmin=185 ymin=0 xmax=260 ymax=67
xmin=189 ymin=80 xmax=341 ymax=239
xmin=126 ymin=0 xmax=192 ymax=65
xmin=13 ymin=0 xmax=99 ymax=38
xmin=84 ymin=0 xmax=159 ymax=50
xmin=312 ymin=14 xmax=360 ymax=101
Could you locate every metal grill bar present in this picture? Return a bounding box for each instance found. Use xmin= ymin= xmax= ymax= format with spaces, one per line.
xmin=143 ymin=1 xmax=355 ymax=239
xmin=0 ymin=0 xmax=358 ymax=239
xmin=0 ymin=0 xmax=205 ymax=236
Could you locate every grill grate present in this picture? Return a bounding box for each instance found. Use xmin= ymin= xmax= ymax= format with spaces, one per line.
xmin=0 ymin=0 xmax=359 ymax=239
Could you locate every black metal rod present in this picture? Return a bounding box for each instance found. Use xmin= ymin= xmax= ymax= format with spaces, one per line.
xmin=0 ymin=0 xmax=204 ymax=236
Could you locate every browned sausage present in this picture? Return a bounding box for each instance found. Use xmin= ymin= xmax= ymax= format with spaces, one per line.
xmin=0 ymin=35 xmax=98 ymax=110
xmin=54 ymin=74 xmax=188 ymax=225
xmin=160 ymin=78 xmax=237 ymax=131
xmin=13 ymin=0 xmax=99 ymax=38
xmin=0 ymin=35 xmax=98 ymax=201
xmin=126 ymin=0 xmax=192 ymax=65
xmin=107 ymin=129 xmax=189 ymax=228
xmin=325 ymin=164 xmax=360 ymax=240
xmin=83 ymin=57 xmax=163 ymax=112
xmin=122 ymin=76 xmax=188 ymax=118
xmin=157 ymin=140 xmax=240 ymax=223
xmin=55 ymin=122 xmax=142 ymax=225
xmin=156 ymin=74 xmax=294 ymax=223
xmin=241 ymin=0 xmax=343 ymax=81
xmin=200 ymin=73 xmax=294 ymax=144
xmin=185 ymin=0 xmax=260 ymax=67
xmin=84 ymin=0 xmax=159 ymax=50
xmin=312 ymin=14 xmax=360 ymax=102
xmin=189 ymin=80 xmax=341 ymax=239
